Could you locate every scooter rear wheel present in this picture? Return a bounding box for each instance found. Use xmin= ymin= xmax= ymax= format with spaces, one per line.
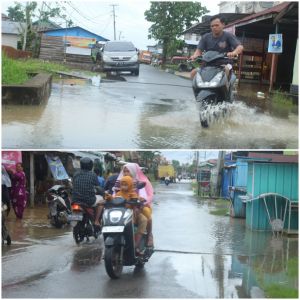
xmin=73 ymin=223 xmax=85 ymax=244
xmin=104 ymin=246 xmax=123 ymax=279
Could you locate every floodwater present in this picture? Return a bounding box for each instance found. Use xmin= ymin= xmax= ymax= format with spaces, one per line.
xmin=2 ymin=183 xmax=298 ymax=298
xmin=2 ymin=65 xmax=298 ymax=149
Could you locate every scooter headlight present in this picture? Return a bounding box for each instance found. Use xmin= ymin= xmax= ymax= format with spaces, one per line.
xmin=109 ymin=210 xmax=123 ymax=223
xmin=210 ymin=71 xmax=223 ymax=86
xmin=196 ymin=71 xmax=223 ymax=88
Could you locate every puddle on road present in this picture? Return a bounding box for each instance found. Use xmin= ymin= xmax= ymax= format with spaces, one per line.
xmin=2 ymin=77 xmax=298 ymax=149
xmin=155 ymin=185 xmax=298 ymax=298
xmin=139 ymin=100 xmax=298 ymax=149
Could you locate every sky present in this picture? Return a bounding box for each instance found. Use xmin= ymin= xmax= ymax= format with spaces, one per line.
xmin=161 ymin=150 xmax=219 ymax=164
xmin=1 ymin=0 xmax=219 ymax=49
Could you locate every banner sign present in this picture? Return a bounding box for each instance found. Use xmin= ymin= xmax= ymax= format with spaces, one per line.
xmin=268 ymin=34 xmax=283 ymax=53
xmin=2 ymin=151 xmax=22 ymax=171
xmin=66 ymin=36 xmax=96 ymax=49
xmin=45 ymin=155 xmax=69 ymax=180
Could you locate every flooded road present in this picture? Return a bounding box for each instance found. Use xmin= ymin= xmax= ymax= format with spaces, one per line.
xmin=2 ymin=65 xmax=298 ymax=149
xmin=2 ymin=183 xmax=298 ymax=298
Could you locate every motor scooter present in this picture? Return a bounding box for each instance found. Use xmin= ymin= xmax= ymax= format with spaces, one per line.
xmin=69 ymin=187 xmax=104 ymax=244
xmin=46 ymin=184 xmax=72 ymax=228
xmin=191 ymin=51 xmax=237 ymax=128
xmin=102 ymin=197 xmax=154 ymax=279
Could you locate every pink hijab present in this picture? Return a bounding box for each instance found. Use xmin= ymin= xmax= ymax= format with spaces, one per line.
xmin=117 ymin=163 xmax=154 ymax=205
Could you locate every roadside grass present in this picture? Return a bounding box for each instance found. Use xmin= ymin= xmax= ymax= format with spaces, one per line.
xmin=255 ymin=257 xmax=298 ymax=298
xmin=2 ymin=54 xmax=30 ymax=84
xmin=209 ymin=199 xmax=230 ymax=216
xmin=2 ymin=55 xmax=106 ymax=84
xmin=270 ymin=90 xmax=298 ymax=117
xmin=263 ymin=284 xmax=298 ymax=298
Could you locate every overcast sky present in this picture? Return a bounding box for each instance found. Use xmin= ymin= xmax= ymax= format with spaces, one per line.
xmin=161 ymin=151 xmax=219 ymax=164
xmin=1 ymin=0 xmax=220 ymax=49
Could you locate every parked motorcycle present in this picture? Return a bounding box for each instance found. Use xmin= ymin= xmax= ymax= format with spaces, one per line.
xmin=46 ymin=185 xmax=72 ymax=228
xmin=191 ymin=51 xmax=237 ymax=128
xmin=102 ymin=197 xmax=154 ymax=279
xmin=2 ymin=203 xmax=11 ymax=245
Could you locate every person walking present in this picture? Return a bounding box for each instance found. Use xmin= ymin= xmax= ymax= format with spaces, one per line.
xmin=9 ymin=163 xmax=28 ymax=219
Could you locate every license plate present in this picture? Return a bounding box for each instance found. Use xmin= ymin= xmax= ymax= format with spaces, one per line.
xmin=102 ymin=226 xmax=125 ymax=233
xmin=68 ymin=213 xmax=83 ymax=221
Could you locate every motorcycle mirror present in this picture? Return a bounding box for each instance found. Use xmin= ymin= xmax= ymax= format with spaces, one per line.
xmin=137 ymin=181 xmax=146 ymax=189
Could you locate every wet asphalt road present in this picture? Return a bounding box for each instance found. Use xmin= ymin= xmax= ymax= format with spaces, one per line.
xmin=2 ymin=182 xmax=298 ymax=298
xmin=2 ymin=64 xmax=298 ymax=149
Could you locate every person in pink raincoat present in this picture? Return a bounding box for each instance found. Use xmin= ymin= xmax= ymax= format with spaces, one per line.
xmin=114 ymin=163 xmax=154 ymax=247
xmin=9 ymin=163 xmax=28 ymax=219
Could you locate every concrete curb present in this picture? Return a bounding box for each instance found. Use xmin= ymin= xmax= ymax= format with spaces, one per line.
xmin=2 ymin=73 xmax=52 ymax=105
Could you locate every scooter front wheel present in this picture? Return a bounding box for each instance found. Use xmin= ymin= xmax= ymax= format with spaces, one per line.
xmin=104 ymin=246 xmax=123 ymax=279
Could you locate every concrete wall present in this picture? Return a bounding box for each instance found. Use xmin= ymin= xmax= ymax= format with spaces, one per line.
xmin=2 ymin=73 xmax=52 ymax=105
xmin=2 ymin=34 xmax=19 ymax=49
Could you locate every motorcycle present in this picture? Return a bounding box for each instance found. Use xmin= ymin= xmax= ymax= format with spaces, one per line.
xmin=191 ymin=51 xmax=237 ymax=128
xmin=69 ymin=187 xmax=104 ymax=244
xmin=2 ymin=203 xmax=11 ymax=245
xmin=102 ymin=197 xmax=154 ymax=279
xmin=46 ymin=185 xmax=72 ymax=228
xmin=165 ymin=178 xmax=170 ymax=186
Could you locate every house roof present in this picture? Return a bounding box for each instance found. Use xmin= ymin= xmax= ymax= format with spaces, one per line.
xmin=2 ymin=14 xmax=10 ymax=21
xmin=248 ymin=152 xmax=298 ymax=163
xmin=182 ymin=13 xmax=250 ymax=35
xmin=41 ymin=26 xmax=109 ymax=41
xmin=2 ymin=20 xmax=25 ymax=35
xmin=225 ymin=2 xmax=292 ymax=28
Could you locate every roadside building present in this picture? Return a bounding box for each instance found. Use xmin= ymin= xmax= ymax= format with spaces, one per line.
xmin=1 ymin=19 xmax=25 ymax=49
xmin=39 ymin=26 xmax=109 ymax=66
xmin=218 ymin=1 xmax=278 ymax=14
xmin=224 ymin=1 xmax=298 ymax=93
xmin=226 ymin=152 xmax=298 ymax=234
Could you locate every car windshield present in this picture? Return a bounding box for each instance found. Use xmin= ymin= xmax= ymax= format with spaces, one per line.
xmin=104 ymin=42 xmax=136 ymax=52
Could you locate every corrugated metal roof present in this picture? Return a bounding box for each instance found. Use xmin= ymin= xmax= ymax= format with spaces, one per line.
xmin=182 ymin=13 xmax=250 ymax=35
xmin=248 ymin=152 xmax=298 ymax=163
xmin=225 ymin=2 xmax=291 ymax=28
xmin=2 ymin=20 xmax=25 ymax=35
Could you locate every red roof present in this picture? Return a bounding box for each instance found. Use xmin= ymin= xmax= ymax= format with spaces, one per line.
xmin=248 ymin=152 xmax=298 ymax=163
xmin=225 ymin=2 xmax=291 ymax=28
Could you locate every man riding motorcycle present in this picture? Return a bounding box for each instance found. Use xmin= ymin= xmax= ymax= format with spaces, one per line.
xmin=190 ymin=16 xmax=244 ymax=79
xmin=72 ymin=157 xmax=104 ymax=228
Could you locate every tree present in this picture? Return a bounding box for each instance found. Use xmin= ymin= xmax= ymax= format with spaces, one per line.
xmin=145 ymin=2 xmax=208 ymax=63
xmin=7 ymin=2 xmax=73 ymax=53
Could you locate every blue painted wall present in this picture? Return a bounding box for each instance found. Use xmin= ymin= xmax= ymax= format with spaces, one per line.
xmin=246 ymin=162 xmax=298 ymax=231
xmin=44 ymin=26 xmax=108 ymax=41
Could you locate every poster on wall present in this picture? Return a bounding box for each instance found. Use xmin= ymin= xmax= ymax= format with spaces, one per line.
xmin=2 ymin=151 xmax=22 ymax=171
xmin=45 ymin=155 xmax=69 ymax=180
xmin=268 ymin=34 xmax=283 ymax=53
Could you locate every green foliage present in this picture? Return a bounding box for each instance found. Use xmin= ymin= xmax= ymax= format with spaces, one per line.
xmin=287 ymin=258 xmax=298 ymax=278
xmin=2 ymin=54 xmax=29 ymax=84
xmin=2 ymin=55 xmax=71 ymax=84
xmin=145 ymin=2 xmax=208 ymax=61
xmin=264 ymin=284 xmax=298 ymax=298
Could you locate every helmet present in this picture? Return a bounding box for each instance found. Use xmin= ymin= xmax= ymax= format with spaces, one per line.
xmin=80 ymin=157 xmax=93 ymax=171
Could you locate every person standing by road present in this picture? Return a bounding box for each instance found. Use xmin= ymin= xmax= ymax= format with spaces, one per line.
xmin=9 ymin=163 xmax=28 ymax=219
xmin=190 ymin=16 xmax=244 ymax=78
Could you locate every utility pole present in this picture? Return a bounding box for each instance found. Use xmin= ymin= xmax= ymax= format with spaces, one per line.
xmin=216 ymin=151 xmax=225 ymax=197
xmin=110 ymin=4 xmax=118 ymax=40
